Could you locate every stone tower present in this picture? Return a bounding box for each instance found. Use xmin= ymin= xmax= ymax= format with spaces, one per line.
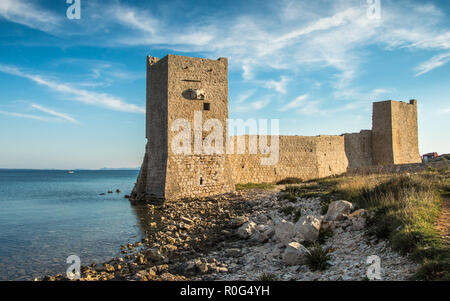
xmin=372 ymin=100 xmax=421 ymax=165
xmin=131 ymin=54 xmax=234 ymax=202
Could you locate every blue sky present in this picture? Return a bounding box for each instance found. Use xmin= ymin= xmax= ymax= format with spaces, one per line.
xmin=0 ymin=0 xmax=449 ymax=169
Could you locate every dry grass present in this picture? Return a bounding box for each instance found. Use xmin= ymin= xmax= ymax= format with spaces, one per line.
xmin=326 ymin=171 xmax=449 ymax=280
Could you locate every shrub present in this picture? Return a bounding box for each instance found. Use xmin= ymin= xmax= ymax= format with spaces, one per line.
xmin=283 ymin=185 xmax=304 ymax=195
xmin=411 ymin=259 xmax=450 ymax=281
xmin=257 ymin=273 xmax=277 ymax=281
xmin=305 ymin=243 xmax=331 ymax=271
xmin=293 ymin=208 xmax=302 ymax=223
xmin=318 ymin=227 xmax=333 ymax=244
xmin=428 ymin=166 xmax=437 ymax=172
xmin=279 ymin=206 xmax=296 ymax=216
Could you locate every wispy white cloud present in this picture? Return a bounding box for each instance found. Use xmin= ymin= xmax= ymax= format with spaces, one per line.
xmin=0 ymin=0 xmax=61 ymax=33
xmin=279 ymin=94 xmax=308 ymax=111
xmin=234 ymin=89 xmax=256 ymax=104
xmin=2 ymin=0 xmax=450 ymax=102
xmin=297 ymin=100 xmax=323 ymax=116
xmin=51 ymin=58 xmax=145 ymax=88
xmin=0 ymin=110 xmax=49 ymax=121
xmin=30 ymin=103 xmax=79 ymax=124
xmin=263 ymin=76 xmax=290 ymax=94
xmin=113 ymin=5 xmax=158 ymax=35
xmin=0 ymin=64 xmax=145 ymax=113
xmin=415 ymin=52 xmax=450 ymax=76
xmin=289 ymin=98 xmax=370 ymax=117
xmin=233 ymin=96 xmax=271 ymax=112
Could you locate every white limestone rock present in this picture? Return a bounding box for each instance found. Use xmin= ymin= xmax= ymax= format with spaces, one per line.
xmin=294 ymin=215 xmax=321 ymax=243
xmin=325 ymin=200 xmax=353 ymax=221
xmin=237 ymin=221 xmax=257 ymax=239
xmin=274 ymin=219 xmax=294 ymax=245
xmin=282 ymin=242 xmax=310 ymax=266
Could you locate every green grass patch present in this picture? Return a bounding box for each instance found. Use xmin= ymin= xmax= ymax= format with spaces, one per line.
xmin=276 ymin=177 xmax=303 ymax=185
xmin=282 ymin=185 xmax=331 ymax=200
xmin=235 ymin=183 xmax=276 ymax=191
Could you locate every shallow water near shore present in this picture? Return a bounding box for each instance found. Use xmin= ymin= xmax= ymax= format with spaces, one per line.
xmin=0 ymin=169 xmax=146 ymax=280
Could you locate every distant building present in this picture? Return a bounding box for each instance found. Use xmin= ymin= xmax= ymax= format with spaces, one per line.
xmin=422 ymin=152 xmax=438 ymax=162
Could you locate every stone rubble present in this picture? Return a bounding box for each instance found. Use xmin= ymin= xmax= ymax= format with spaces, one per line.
xmin=40 ymin=188 xmax=419 ymax=281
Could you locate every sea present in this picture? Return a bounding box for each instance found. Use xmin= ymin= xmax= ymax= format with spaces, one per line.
xmin=0 ymin=169 xmax=148 ymax=280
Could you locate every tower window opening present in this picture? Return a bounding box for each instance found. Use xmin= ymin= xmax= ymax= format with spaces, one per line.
xmin=200 ymin=176 xmax=203 ymax=186
xmin=203 ymin=102 xmax=210 ymax=111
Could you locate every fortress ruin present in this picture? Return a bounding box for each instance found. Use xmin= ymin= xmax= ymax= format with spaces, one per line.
xmin=130 ymin=54 xmax=421 ymax=202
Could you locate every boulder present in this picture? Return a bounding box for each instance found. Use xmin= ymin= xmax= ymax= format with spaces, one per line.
xmin=237 ymin=221 xmax=257 ymax=239
xmin=103 ymin=264 xmax=115 ymax=272
xmin=263 ymin=226 xmax=275 ymax=238
xmin=249 ymin=230 xmax=268 ymax=243
xmin=282 ymin=242 xmax=310 ymax=266
xmin=230 ymin=216 xmax=250 ymax=228
xmin=274 ymin=219 xmax=294 ymax=245
xmin=145 ymin=248 xmax=165 ymax=262
xmin=294 ymin=215 xmax=321 ymax=243
xmin=325 ymin=200 xmax=353 ymax=221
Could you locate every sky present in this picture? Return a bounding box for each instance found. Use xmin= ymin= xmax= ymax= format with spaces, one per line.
xmin=0 ymin=0 xmax=449 ymax=169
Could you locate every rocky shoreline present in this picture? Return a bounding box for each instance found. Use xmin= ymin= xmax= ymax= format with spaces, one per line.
xmin=41 ymin=187 xmax=418 ymax=281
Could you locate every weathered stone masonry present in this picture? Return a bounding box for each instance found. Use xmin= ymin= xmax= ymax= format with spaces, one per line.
xmin=131 ymin=54 xmax=421 ymax=202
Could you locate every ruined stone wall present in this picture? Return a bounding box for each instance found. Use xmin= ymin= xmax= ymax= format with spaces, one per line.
xmin=227 ymin=135 xmax=319 ymax=183
xmin=227 ymin=135 xmax=358 ymax=184
xmin=343 ymin=130 xmax=373 ymax=169
xmin=316 ymin=135 xmax=349 ymax=178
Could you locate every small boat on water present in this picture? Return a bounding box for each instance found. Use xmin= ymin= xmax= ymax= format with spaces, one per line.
xmin=68 ymin=171 xmax=74 ymax=174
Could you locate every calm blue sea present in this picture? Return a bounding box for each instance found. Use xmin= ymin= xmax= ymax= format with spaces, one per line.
xmin=0 ymin=169 xmax=146 ymax=280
